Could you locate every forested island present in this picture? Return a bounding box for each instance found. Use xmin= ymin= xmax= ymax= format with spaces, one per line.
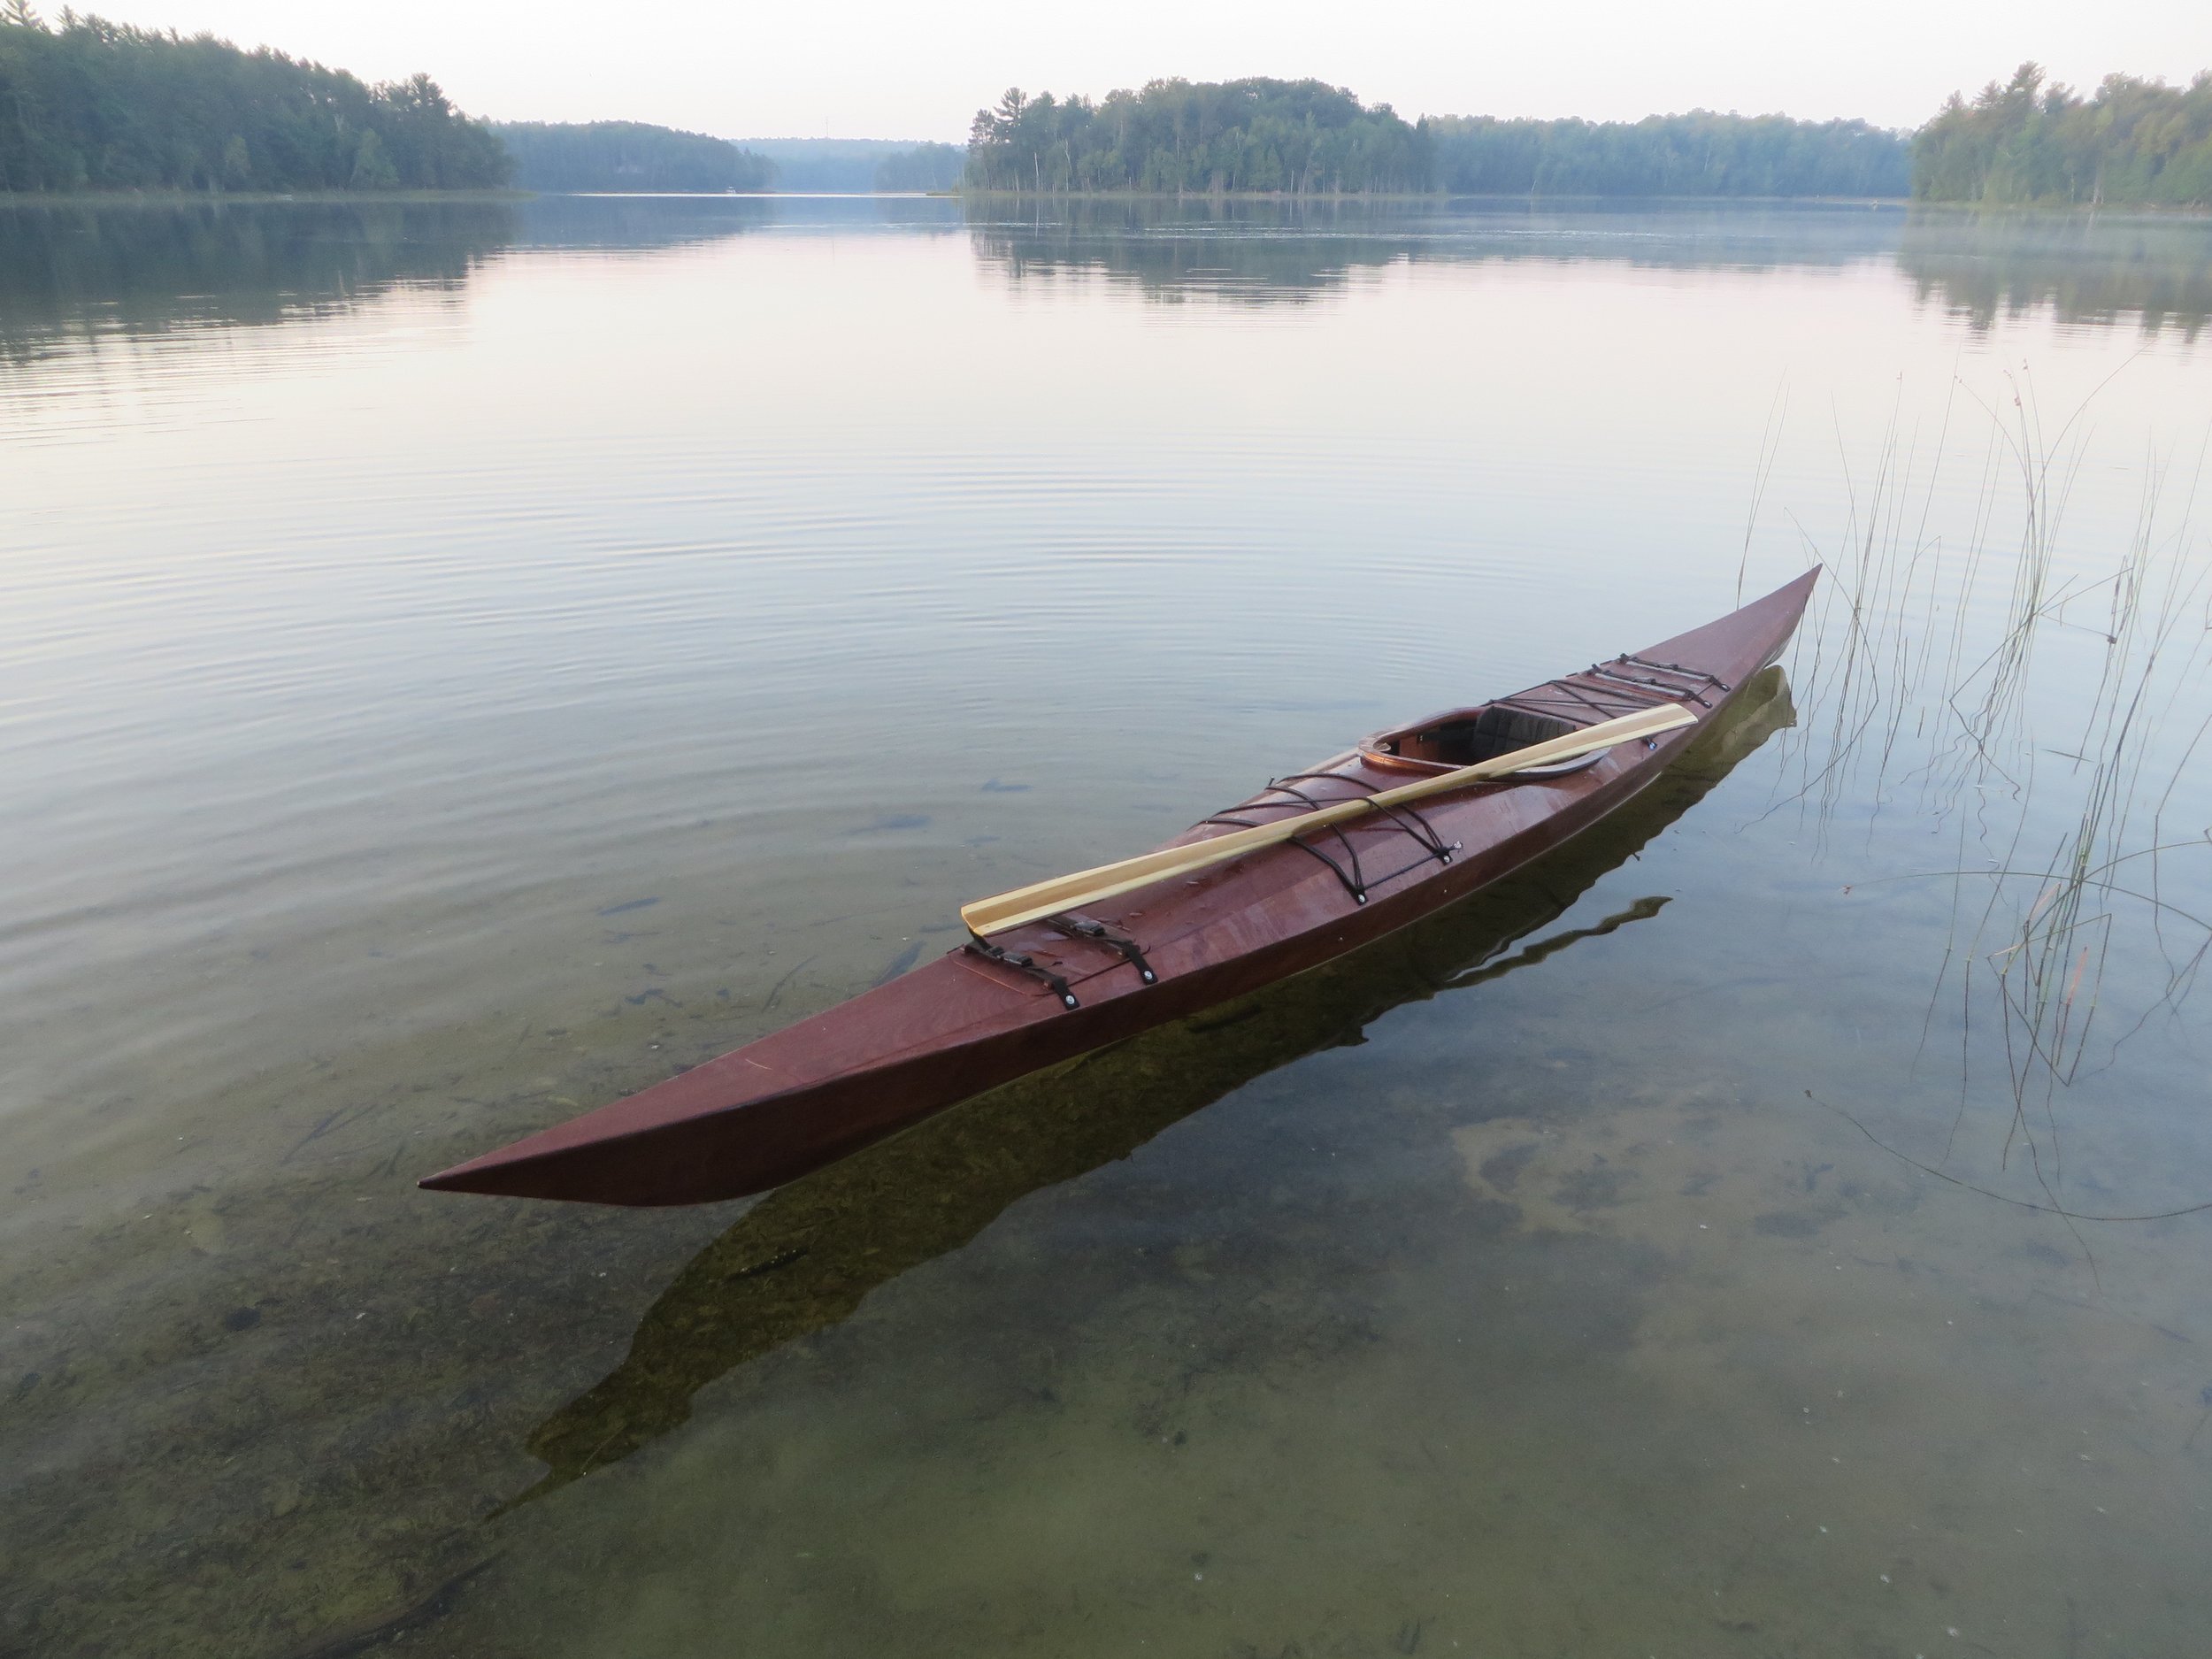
xmin=493 ymin=122 xmax=774 ymax=193
xmin=1913 ymin=65 xmax=2212 ymax=205
xmin=0 ymin=7 xmax=506 ymax=192
xmin=965 ymin=81 xmax=1427 ymax=195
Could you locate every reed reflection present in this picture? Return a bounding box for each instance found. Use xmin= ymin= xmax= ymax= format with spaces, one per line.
xmin=510 ymin=667 xmax=1797 ymax=1505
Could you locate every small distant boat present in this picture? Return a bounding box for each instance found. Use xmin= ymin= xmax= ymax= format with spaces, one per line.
xmin=422 ymin=569 xmax=1818 ymax=1206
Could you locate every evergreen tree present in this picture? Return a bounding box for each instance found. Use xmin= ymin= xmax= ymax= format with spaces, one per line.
xmin=0 ymin=12 xmax=511 ymax=192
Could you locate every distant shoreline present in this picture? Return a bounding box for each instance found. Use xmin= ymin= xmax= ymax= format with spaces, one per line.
xmin=962 ymin=189 xmax=2211 ymax=215
xmin=4 ymin=188 xmax=2200 ymax=218
xmin=0 ymin=189 xmax=534 ymax=206
xmin=957 ymin=188 xmax=1914 ymax=204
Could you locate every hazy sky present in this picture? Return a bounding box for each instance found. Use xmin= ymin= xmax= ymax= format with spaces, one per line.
xmin=81 ymin=0 xmax=2210 ymax=141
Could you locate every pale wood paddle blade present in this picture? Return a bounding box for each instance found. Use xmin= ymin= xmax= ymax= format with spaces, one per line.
xmin=961 ymin=702 xmax=1695 ymax=938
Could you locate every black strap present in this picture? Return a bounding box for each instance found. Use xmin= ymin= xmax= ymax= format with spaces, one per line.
xmin=1048 ymin=914 xmax=1158 ymax=984
xmin=963 ymin=937 xmax=1080 ymax=1009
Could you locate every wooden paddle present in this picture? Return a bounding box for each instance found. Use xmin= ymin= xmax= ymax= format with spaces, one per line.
xmin=961 ymin=701 xmax=1698 ymax=938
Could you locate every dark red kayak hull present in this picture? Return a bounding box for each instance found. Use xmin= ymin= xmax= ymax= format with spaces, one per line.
xmin=423 ymin=570 xmax=1818 ymax=1205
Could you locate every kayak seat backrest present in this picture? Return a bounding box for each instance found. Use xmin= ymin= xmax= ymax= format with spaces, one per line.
xmin=1421 ymin=706 xmax=1578 ymax=764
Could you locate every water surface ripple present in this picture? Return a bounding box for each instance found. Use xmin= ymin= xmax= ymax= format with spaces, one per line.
xmin=3 ymin=195 xmax=2209 ymax=1659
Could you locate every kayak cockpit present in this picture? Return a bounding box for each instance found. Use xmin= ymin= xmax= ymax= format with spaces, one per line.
xmin=1358 ymin=704 xmax=1601 ymax=777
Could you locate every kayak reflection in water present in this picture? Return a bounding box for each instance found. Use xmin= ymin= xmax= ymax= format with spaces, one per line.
xmin=503 ymin=667 xmax=1797 ymax=1509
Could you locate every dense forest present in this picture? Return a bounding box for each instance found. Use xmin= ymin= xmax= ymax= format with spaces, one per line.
xmin=0 ymin=7 xmax=507 ymax=192
xmin=1913 ymin=64 xmax=2212 ymax=205
xmin=493 ymin=122 xmax=774 ymax=193
xmin=966 ymin=80 xmax=1429 ymax=195
xmin=1427 ymin=112 xmax=1908 ymax=197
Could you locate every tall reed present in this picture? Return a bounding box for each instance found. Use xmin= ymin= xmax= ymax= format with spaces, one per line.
xmin=1762 ymin=369 xmax=2211 ymax=1213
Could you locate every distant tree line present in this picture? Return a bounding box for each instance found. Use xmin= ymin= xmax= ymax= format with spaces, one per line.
xmin=473 ymin=130 xmax=964 ymax=194
xmin=967 ymin=80 xmax=1429 ymax=195
xmin=0 ymin=6 xmax=507 ymax=192
xmin=731 ymin=137 xmax=963 ymax=193
xmin=875 ymin=142 xmax=964 ymax=191
xmin=493 ymin=122 xmax=774 ymax=193
xmin=19 ymin=16 xmax=2204 ymax=211
xmin=1428 ymin=112 xmax=1908 ymax=196
xmin=1913 ymin=64 xmax=2212 ymax=206
xmin=965 ymin=78 xmax=1910 ymax=197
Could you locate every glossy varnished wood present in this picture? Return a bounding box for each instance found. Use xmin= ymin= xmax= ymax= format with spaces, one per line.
xmin=421 ymin=569 xmax=1818 ymax=1205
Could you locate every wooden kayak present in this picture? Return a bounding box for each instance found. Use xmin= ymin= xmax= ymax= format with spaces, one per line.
xmin=422 ymin=569 xmax=1817 ymax=1206
xmin=511 ymin=664 xmax=1800 ymax=1502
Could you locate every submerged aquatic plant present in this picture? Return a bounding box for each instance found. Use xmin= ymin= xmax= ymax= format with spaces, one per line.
xmin=1765 ymin=365 xmax=2212 ymax=1226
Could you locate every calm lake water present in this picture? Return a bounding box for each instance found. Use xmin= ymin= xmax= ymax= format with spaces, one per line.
xmin=4 ymin=194 xmax=2212 ymax=1658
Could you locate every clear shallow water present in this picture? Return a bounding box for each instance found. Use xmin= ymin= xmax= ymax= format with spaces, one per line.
xmin=3 ymin=196 xmax=2211 ymax=1657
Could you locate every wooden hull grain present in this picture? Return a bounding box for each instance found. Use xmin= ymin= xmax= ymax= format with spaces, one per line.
xmin=422 ymin=569 xmax=1818 ymax=1205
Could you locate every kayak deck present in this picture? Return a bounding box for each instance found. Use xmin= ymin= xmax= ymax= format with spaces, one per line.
xmin=422 ymin=569 xmax=1818 ymax=1206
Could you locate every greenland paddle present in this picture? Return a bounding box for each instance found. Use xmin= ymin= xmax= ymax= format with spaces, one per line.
xmin=962 ymin=701 xmax=1698 ymax=938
